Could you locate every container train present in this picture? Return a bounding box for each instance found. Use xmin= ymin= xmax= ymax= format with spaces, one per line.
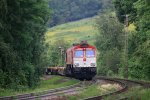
xmin=46 ymin=41 xmax=97 ymax=80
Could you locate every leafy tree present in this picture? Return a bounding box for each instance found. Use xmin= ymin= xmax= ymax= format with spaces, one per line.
xmin=128 ymin=0 xmax=150 ymax=79
xmin=45 ymin=40 xmax=70 ymax=67
xmin=113 ymin=0 xmax=138 ymax=23
xmin=95 ymin=12 xmax=124 ymax=76
xmin=114 ymin=0 xmax=150 ymax=80
xmin=0 ymin=0 xmax=50 ymax=89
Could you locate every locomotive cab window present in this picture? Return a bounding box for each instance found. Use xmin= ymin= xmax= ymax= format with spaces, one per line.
xmin=75 ymin=50 xmax=84 ymax=57
xmin=86 ymin=50 xmax=95 ymax=57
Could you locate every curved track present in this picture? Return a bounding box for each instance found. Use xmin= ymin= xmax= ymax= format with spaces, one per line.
xmin=0 ymin=79 xmax=95 ymax=100
xmin=0 ymin=82 xmax=81 ymax=100
xmin=84 ymin=76 xmax=150 ymax=100
xmin=0 ymin=76 xmax=150 ymax=100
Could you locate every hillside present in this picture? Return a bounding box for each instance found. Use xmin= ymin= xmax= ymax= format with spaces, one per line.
xmin=45 ymin=17 xmax=98 ymax=45
xmin=49 ymin=0 xmax=103 ymax=26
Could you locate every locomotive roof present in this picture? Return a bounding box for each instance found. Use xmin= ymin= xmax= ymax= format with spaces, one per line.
xmin=67 ymin=41 xmax=96 ymax=52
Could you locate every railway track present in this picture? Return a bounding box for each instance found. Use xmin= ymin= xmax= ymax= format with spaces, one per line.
xmin=0 ymin=76 xmax=150 ymax=100
xmin=84 ymin=76 xmax=150 ymax=100
xmin=0 ymin=78 xmax=95 ymax=100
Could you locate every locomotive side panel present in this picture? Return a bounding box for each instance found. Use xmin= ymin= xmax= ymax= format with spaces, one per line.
xmin=66 ymin=48 xmax=73 ymax=65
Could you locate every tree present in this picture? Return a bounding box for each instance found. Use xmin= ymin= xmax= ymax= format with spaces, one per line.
xmin=114 ymin=0 xmax=150 ymax=80
xmin=45 ymin=40 xmax=70 ymax=67
xmin=128 ymin=0 xmax=150 ymax=79
xmin=0 ymin=0 xmax=50 ymax=89
xmin=49 ymin=0 xmax=103 ymax=26
xmin=113 ymin=0 xmax=138 ymax=23
xmin=95 ymin=12 xmax=124 ymax=76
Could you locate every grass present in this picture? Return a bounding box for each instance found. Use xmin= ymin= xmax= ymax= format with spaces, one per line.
xmin=45 ymin=17 xmax=98 ymax=45
xmin=105 ymin=86 xmax=150 ymax=100
xmin=68 ymin=85 xmax=101 ymax=100
xmin=67 ymin=83 xmax=150 ymax=100
xmin=138 ymin=89 xmax=150 ymax=100
xmin=0 ymin=75 xmax=79 ymax=97
xmin=67 ymin=83 xmax=119 ymax=100
xmin=123 ymin=88 xmax=150 ymax=100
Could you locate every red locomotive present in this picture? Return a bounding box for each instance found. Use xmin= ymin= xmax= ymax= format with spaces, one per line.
xmin=46 ymin=41 xmax=97 ymax=80
xmin=65 ymin=41 xmax=96 ymax=79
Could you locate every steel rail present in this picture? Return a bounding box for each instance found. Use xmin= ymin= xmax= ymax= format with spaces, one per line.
xmin=84 ymin=76 xmax=150 ymax=100
xmin=1 ymin=76 xmax=149 ymax=100
xmin=0 ymin=78 xmax=96 ymax=100
xmin=0 ymin=81 xmax=81 ymax=100
xmin=20 ymin=83 xmax=91 ymax=100
xmin=84 ymin=77 xmax=128 ymax=100
xmin=20 ymin=80 xmax=96 ymax=100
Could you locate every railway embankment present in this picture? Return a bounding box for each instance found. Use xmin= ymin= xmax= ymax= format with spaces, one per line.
xmin=1 ymin=76 xmax=150 ymax=100
xmin=0 ymin=75 xmax=79 ymax=98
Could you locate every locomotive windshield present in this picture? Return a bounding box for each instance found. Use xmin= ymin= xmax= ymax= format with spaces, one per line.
xmin=75 ymin=50 xmax=84 ymax=57
xmin=86 ymin=50 xmax=95 ymax=57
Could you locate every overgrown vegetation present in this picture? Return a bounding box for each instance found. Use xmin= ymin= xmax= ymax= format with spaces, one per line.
xmin=95 ymin=0 xmax=150 ymax=80
xmin=44 ymin=40 xmax=70 ymax=67
xmin=0 ymin=76 xmax=79 ymax=96
xmin=95 ymin=12 xmax=124 ymax=76
xmin=113 ymin=0 xmax=150 ymax=80
xmin=67 ymin=83 xmax=118 ymax=100
xmin=0 ymin=0 xmax=50 ymax=89
xmin=105 ymin=86 xmax=150 ymax=100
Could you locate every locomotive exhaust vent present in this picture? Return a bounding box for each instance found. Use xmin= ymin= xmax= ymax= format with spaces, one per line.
xmin=80 ymin=41 xmax=88 ymax=48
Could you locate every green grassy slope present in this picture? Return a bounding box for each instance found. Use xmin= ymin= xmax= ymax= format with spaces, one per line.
xmin=0 ymin=76 xmax=79 ymax=96
xmin=45 ymin=17 xmax=98 ymax=45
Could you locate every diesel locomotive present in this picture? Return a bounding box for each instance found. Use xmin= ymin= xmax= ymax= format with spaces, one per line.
xmin=46 ymin=41 xmax=97 ymax=80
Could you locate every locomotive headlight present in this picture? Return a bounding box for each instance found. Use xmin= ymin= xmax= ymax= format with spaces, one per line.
xmin=74 ymin=63 xmax=79 ymax=67
xmin=91 ymin=63 xmax=96 ymax=67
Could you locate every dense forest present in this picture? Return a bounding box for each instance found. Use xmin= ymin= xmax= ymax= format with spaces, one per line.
xmin=49 ymin=0 xmax=113 ymax=26
xmin=0 ymin=0 xmax=50 ymax=89
xmin=95 ymin=0 xmax=150 ymax=80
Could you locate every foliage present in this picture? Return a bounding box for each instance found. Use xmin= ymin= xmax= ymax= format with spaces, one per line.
xmin=44 ymin=40 xmax=70 ymax=67
xmin=67 ymin=83 xmax=118 ymax=100
xmin=0 ymin=76 xmax=79 ymax=96
xmin=49 ymin=0 xmax=113 ymax=26
xmin=113 ymin=0 xmax=138 ymax=23
xmin=0 ymin=0 xmax=50 ymax=89
xmin=137 ymin=89 xmax=150 ymax=100
xmin=105 ymin=86 xmax=149 ymax=100
xmin=95 ymin=12 xmax=124 ymax=76
xmin=113 ymin=0 xmax=150 ymax=80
